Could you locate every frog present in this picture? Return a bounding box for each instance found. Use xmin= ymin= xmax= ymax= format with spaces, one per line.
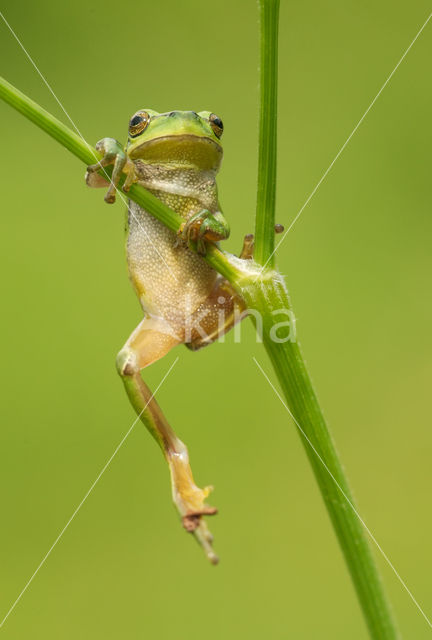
xmin=86 ymin=109 xmax=254 ymax=564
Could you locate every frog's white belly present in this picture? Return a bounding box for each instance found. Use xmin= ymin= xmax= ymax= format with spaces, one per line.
xmin=127 ymin=200 xmax=217 ymax=328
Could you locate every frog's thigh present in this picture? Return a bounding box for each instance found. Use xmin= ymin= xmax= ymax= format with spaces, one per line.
xmin=186 ymin=279 xmax=245 ymax=350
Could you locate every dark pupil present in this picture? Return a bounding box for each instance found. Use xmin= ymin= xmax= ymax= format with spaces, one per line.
xmin=213 ymin=117 xmax=223 ymax=130
xmin=130 ymin=115 xmax=143 ymax=127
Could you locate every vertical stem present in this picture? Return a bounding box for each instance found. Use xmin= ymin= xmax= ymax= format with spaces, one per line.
xmin=254 ymin=0 xmax=280 ymax=267
xmin=252 ymin=2 xmax=400 ymax=637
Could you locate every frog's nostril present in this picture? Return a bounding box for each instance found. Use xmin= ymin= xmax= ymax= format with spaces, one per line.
xmin=168 ymin=111 xmax=177 ymax=117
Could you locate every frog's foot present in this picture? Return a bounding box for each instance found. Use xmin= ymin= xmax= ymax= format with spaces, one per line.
xmin=239 ymin=225 xmax=283 ymax=260
xmin=182 ymin=507 xmax=218 ymax=532
xmin=240 ymin=233 xmax=255 ymax=259
xmin=179 ymin=209 xmax=230 ymax=256
xmin=169 ymin=450 xmax=219 ymax=564
xmin=86 ymin=137 xmax=135 ymax=204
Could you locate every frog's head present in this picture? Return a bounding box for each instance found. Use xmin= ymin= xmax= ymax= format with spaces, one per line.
xmin=126 ymin=109 xmax=223 ymax=171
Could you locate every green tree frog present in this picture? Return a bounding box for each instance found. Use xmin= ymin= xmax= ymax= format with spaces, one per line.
xmin=86 ymin=109 xmax=252 ymax=563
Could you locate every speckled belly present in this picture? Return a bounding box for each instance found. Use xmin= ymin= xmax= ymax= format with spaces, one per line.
xmin=126 ymin=200 xmax=217 ymax=326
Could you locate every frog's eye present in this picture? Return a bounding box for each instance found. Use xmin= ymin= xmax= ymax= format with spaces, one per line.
xmin=129 ymin=111 xmax=150 ymax=138
xmin=209 ymin=113 xmax=223 ymax=139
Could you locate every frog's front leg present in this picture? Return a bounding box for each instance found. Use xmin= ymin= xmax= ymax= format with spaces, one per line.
xmin=86 ymin=137 xmax=136 ymax=204
xmin=116 ymin=316 xmax=219 ymax=564
xmin=181 ymin=209 xmax=230 ymax=255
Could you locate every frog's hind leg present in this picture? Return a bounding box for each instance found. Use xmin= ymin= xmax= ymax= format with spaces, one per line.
xmin=117 ymin=316 xmax=219 ymax=564
xmin=185 ymin=234 xmax=256 ymax=351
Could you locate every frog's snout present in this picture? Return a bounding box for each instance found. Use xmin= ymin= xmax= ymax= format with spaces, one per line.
xmin=168 ymin=110 xmax=199 ymax=120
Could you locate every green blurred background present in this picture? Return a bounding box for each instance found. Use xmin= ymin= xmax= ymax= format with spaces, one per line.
xmin=1 ymin=0 xmax=431 ymax=637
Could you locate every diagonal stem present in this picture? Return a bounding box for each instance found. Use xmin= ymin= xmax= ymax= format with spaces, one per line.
xmin=0 ymin=75 xmax=241 ymax=284
xmin=243 ymin=277 xmax=400 ymax=639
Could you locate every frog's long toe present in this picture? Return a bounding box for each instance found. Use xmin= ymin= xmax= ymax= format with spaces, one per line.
xmin=193 ymin=519 xmax=220 ymax=565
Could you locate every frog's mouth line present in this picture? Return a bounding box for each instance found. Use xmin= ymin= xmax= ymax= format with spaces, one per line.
xmin=129 ymin=134 xmax=222 ymax=155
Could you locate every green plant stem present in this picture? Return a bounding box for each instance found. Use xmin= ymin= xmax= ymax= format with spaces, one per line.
xmin=254 ymin=0 xmax=279 ymax=268
xmin=242 ymin=276 xmax=399 ymax=639
xmin=1 ymin=63 xmax=399 ymax=637
xmin=252 ymin=2 xmax=399 ymax=637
